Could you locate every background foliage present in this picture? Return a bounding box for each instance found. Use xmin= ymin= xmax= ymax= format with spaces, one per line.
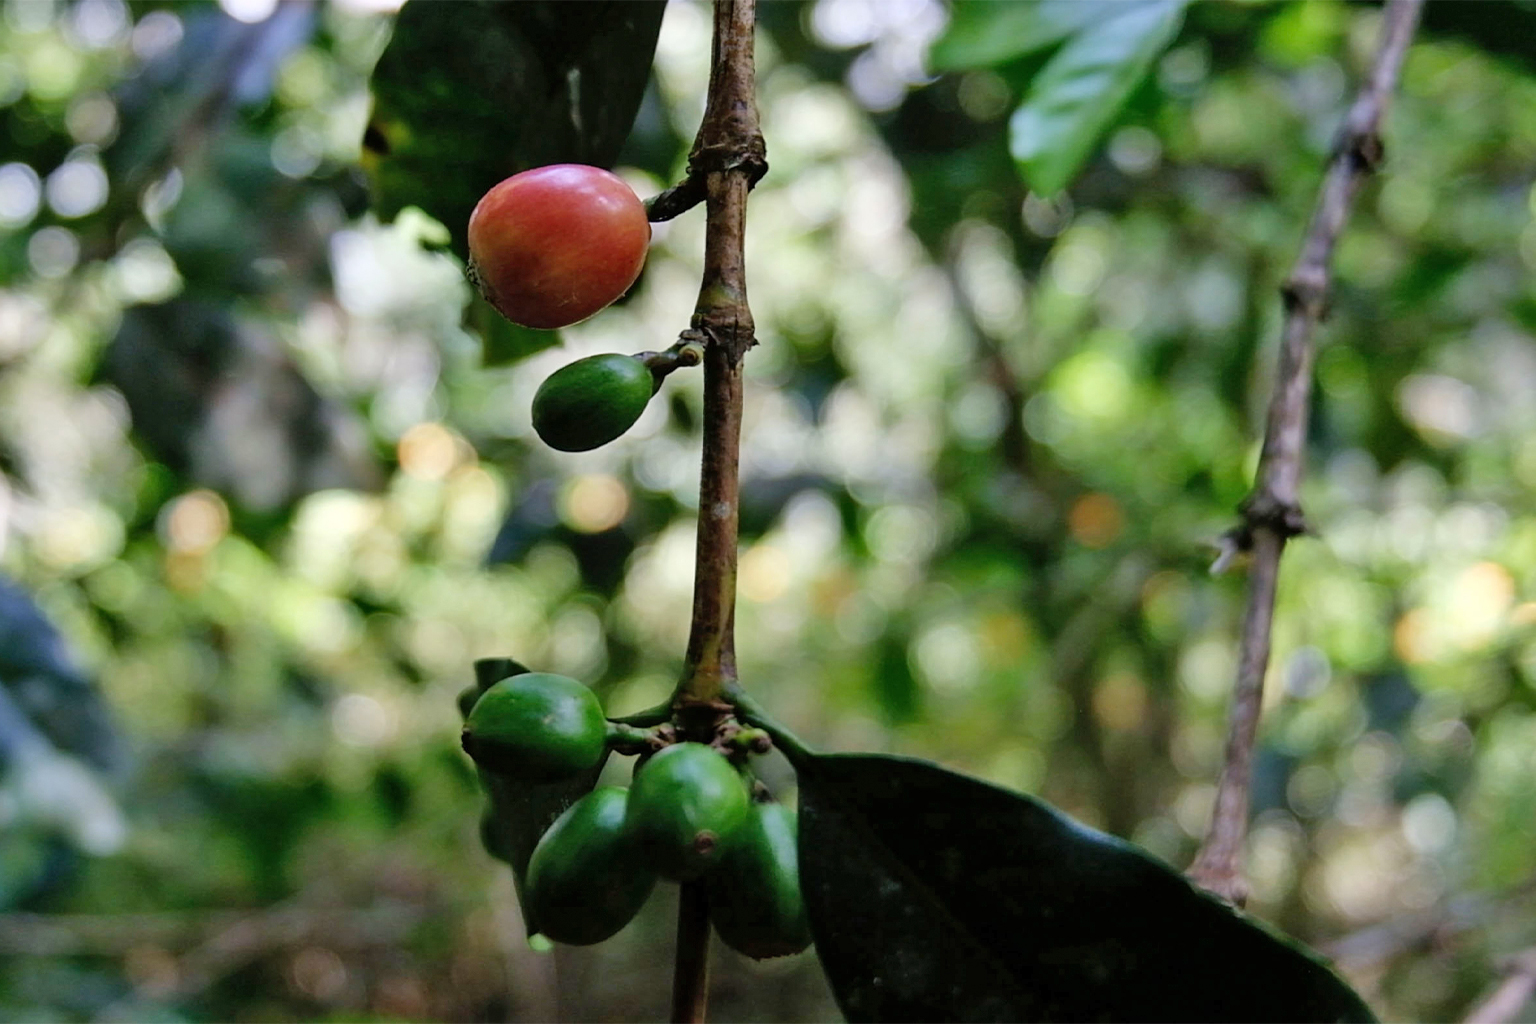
xmin=0 ymin=0 xmax=1534 ymax=1021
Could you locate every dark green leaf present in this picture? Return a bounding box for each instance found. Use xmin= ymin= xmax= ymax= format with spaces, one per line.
xmin=1009 ymin=0 xmax=1186 ymax=196
xmin=873 ymin=629 xmax=921 ymax=725
xmin=472 ymin=656 xmax=532 ymax=692
xmin=366 ymin=0 xmax=666 ymax=260
xmin=931 ymin=0 xmax=1155 ymax=72
xmin=469 ymin=297 xmax=562 ymax=369
xmin=798 ymin=754 xmax=1375 ymax=1023
xmin=1419 ymin=0 xmax=1536 ymax=75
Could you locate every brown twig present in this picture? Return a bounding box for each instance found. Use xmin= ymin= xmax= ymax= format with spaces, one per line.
xmin=1188 ymin=0 xmax=1424 ymax=906
xmin=647 ymin=176 xmax=709 ymax=223
xmin=675 ymin=0 xmax=765 ymax=712
xmin=1325 ymin=876 xmax=1536 ymax=970
xmin=0 ymin=903 xmax=421 ymax=997
xmin=667 ymin=1 xmax=765 ymax=1020
xmin=672 ymin=883 xmax=713 ymax=1024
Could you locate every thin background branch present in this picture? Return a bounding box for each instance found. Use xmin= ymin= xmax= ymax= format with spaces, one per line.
xmin=1188 ymin=0 xmax=1425 ymax=905
xmin=1464 ymin=949 xmax=1536 ymax=1024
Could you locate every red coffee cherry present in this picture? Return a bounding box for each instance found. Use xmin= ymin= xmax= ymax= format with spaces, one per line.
xmin=467 ymin=164 xmax=650 ymax=330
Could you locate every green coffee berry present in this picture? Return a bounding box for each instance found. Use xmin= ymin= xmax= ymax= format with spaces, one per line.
xmin=525 ymin=787 xmax=656 ymax=945
xmin=625 ymin=742 xmax=750 ymax=881
xmin=531 ymin=353 xmax=654 ymax=452
xmin=708 ymin=801 xmax=811 ymax=959
xmin=461 ymin=672 xmax=606 ymax=782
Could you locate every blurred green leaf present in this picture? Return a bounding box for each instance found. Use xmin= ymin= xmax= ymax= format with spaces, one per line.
xmin=1009 ymin=0 xmax=1186 ymax=196
xmin=798 ymin=754 xmax=1374 ymax=1022
xmin=1417 ymin=1 xmax=1536 ymax=75
xmin=472 ymin=657 xmax=533 ymax=692
xmin=108 ymin=4 xmax=317 ymax=192
xmin=873 ymin=628 xmax=921 ymax=724
xmin=932 ymin=0 xmax=1155 ymax=72
xmin=365 ymin=0 xmax=666 ymax=260
xmin=0 ymin=576 xmax=122 ymax=776
xmin=470 ymin=295 xmax=562 ymax=368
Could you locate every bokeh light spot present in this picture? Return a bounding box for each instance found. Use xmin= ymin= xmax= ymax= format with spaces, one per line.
xmin=27 ymin=226 xmax=78 ymax=278
xmin=36 ymin=504 xmax=124 ymax=572
xmin=397 ymin=422 xmax=459 ymax=481
xmin=65 ymin=93 xmax=118 ymax=145
xmin=957 ymin=70 xmax=1010 ymax=121
xmin=112 ymin=237 xmax=182 ymax=302
xmin=1109 ymin=126 xmax=1162 ymax=175
xmin=1093 ymin=672 xmax=1148 ymax=732
xmin=560 ymin=474 xmax=629 ymax=534
xmin=68 ymin=0 xmax=129 ymax=48
xmin=1447 ymin=561 xmax=1514 ymax=647
xmin=130 ymin=10 xmax=183 ymax=61
xmin=163 ymin=490 xmax=231 ymax=555
xmin=1053 ymin=350 xmax=1132 ymax=423
xmin=220 ymin=0 xmax=278 ymax=24
xmin=45 ymin=157 xmax=109 ymax=218
xmin=1401 ymin=793 xmax=1457 ymax=854
xmin=1049 ymin=236 xmax=1108 ymax=297
xmin=331 ymin=693 xmax=395 ymax=747
xmin=0 ymin=163 xmax=41 ymax=227
xmin=913 ymin=620 xmax=980 ymax=694
xmin=1068 ymin=492 xmax=1125 ymax=548
xmin=1283 ymin=645 xmax=1332 ymax=699
xmin=740 ymin=543 xmax=790 ymax=603
xmin=26 ymin=39 xmax=82 ymax=101
xmin=289 ymin=946 xmax=349 ymax=1002
xmin=1394 ymin=608 xmax=1435 ymax=665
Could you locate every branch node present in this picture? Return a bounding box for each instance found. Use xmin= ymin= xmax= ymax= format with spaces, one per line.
xmin=1280 ymin=268 xmax=1329 ymax=320
xmin=691 ymin=137 xmax=767 ymax=182
xmin=648 ymin=135 xmax=767 ymax=225
xmin=1351 ymin=130 xmax=1386 ymax=173
xmin=1238 ymin=493 xmax=1309 ymax=541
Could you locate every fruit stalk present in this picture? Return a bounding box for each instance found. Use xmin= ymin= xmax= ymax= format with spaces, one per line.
xmin=1188 ymin=0 xmax=1423 ymax=906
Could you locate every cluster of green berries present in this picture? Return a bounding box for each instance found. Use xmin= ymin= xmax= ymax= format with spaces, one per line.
xmin=467 ymin=164 xmax=667 ymax=453
xmin=459 ymin=671 xmax=810 ymax=958
xmin=463 ymin=166 xmax=792 ymax=952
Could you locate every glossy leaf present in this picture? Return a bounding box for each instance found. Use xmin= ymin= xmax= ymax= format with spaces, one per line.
xmin=931 ymin=0 xmax=1154 ymax=72
xmin=1009 ymin=0 xmax=1186 ymax=196
xmin=798 ymin=754 xmax=1375 ymax=1023
xmin=365 ymin=0 xmax=665 ymax=260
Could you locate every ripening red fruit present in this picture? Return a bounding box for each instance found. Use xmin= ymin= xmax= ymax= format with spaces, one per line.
xmin=467 ymin=164 xmax=650 ymax=330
